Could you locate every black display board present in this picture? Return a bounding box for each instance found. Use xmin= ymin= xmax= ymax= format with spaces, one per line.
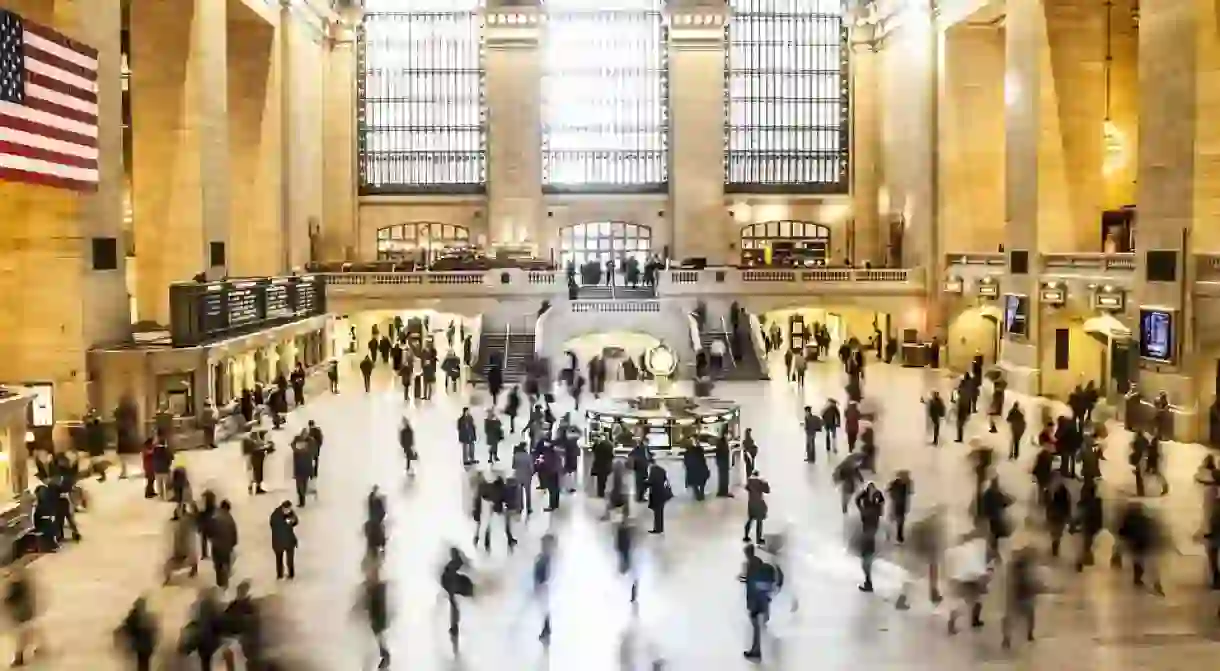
xmin=170 ymin=275 xmax=327 ymax=347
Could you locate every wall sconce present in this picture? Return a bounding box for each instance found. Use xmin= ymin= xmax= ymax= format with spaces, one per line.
xmin=1093 ymin=286 xmax=1125 ymax=311
xmin=943 ymin=276 xmax=963 ymax=294
xmin=977 ymin=277 xmax=999 ymax=298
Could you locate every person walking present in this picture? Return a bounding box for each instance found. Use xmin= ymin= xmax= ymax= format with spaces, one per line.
xmin=741 ymin=543 xmax=783 ymax=661
xmin=270 ymin=500 xmax=300 ymax=580
xmin=457 ymin=407 xmax=478 ymax=466
xmin=292 ymin=440 xmax=314 ymax=508
xmin=646 ymin=462 xmax=672 ymax=534
xmin=117 ymin=597 xmax=158 ymax=671
xmin=743 ymin=471 xmax=770 ymax=544
xmin=484 ymin=409 xmax=504 ymax=464
xmin=209 ymin=500 xmax=239 ymax=590
xmin=855 ymin=482 xmax=885 ymax=592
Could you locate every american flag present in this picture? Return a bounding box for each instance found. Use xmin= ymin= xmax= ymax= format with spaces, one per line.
xmin=0 ymin=9 xmax=98 ymax=192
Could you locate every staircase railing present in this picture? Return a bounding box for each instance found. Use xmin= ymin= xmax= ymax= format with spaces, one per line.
xmin=747 ymin=312 xmax=770 ymax=379
xmin=502 ymin=323 xmax=511 ymax=363
xmin=687 ymin=311 xmax=702 ymax=355
xmin=719 ymin=316 xmax=739 ymax=370
xmin=534 ymin=307 xmax=550 ymax=359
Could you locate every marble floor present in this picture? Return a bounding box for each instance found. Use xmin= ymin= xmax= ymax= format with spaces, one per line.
xmin=7 ymin=354 xmax=1220 ymax=671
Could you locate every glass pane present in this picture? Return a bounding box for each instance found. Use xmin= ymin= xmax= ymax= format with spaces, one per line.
xmin=598 ymin=222 xmax=611 ymax=235
xmin=359 ymin=7 xmax=486 ymax=190
xmin=612 ymin=222 xmax=625 ymax=236
xmin=541 ymin=4 xmax=668 ymax=187
xmin=725 ymin=1 xmax=847 ymax=188
xmin=613 ymin=239 xmax=626 ymax=250
xmin=573 ymin=224 xmax=586 ymax=237
xmin=780 ymin=221 xmax=791 ymax=237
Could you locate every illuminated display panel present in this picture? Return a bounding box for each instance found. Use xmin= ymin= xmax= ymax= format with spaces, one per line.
xmin=542 ymin=0 xmax=668 ymax=192
xmin=358 ymin=0 xmax=486 ymax=193
xmin=726 ymin=0 xmax=849 ymax=192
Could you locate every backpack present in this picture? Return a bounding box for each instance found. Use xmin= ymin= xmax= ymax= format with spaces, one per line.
xmin=533 ymin=554 xmax=551 ymax=588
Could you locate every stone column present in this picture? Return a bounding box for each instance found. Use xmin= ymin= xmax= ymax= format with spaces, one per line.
xmin=130 ymin=0 xmax=231 ymax=324
xmin=228 ymin=14 xmax=281 ymax=277
xmin=850 ymin=42 xmax=882 ymax=266
xmin=484 ymin=5 xmax=543 ymax=249
xmin=1131 ymin=0 xmax=1220 ymax=440
xmin=282 ymin=11 xmax=325 ymax=271
xmin=999 ymin=0 xmax=1106 ymax=394
xmin=322 ymin=22 xmax=358 ymax=261
xmin=667 ymin=4 xmax=727 ymax=263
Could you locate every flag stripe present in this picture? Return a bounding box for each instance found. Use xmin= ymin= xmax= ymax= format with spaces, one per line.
xmin=0 ymin=100 xmax=98 ymax=139
xmin=25 ymin=82 xmax=98 ymax=116
xmin=25 ymin=55 xmax=97 ymax=94
xmin=24 ymin=94 xmax=97 ymax=127
xmin=0 ymin=153 xmax=98 ymax=183
xmin=23 ymin=24 xmax=97 ymax=64
xmin=0 ymin=110 xmax=97 ymax=148
xmin=24 ymin=45 xmax=96 ymax=82
xmin=26 ymin=70 xmax=95 ymax=104
xmin=0 ymin=139 xmax=96 ymax=169
xmin=0 ymin=165 xmax=95 ymax=192
xmin=0 ymin=126 xmax=98 ymax=160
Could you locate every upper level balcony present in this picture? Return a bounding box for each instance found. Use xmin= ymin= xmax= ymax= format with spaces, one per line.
xmin=319 ymin=265 xmax=926 ymax=312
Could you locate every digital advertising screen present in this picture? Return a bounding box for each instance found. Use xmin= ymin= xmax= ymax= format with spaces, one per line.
xmin=1139 ymin=308 xmax=1176 ymax=363
xmin=1003 ymin=294 xmax=1028 ymax=337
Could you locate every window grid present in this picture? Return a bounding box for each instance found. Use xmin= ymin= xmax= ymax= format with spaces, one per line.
xmin=358 ymin=4 xmax=487 ymax=194
xmin=542 ymin=2 xmax=668 ymax=192
xmin=559 ymin=221 xmax=653 ymax=268
xmin=725 ymin=0 xmax=850 ymax=192
xmin=376 ymin=222 xmax=471 ymax=261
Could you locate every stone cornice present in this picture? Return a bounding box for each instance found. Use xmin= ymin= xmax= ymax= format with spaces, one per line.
xmin=483 ymin=6 xmax=542 ymax=50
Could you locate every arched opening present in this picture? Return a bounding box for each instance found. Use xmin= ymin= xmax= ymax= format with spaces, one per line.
xmin=563 ymin=331 xmax=661 ymax=373
xmin=739 ymin=220 xmax=830 ymax=267
xmin=559 ymin=221 xmax=653 ymax=268
xmin=946 ymin=305 xmax=1002 ymax=372
xmin=759 ymin=306 xmax=889 ymax=354
xmin=1082 ymin=313 xmax=1136 ymax=399
xmin=376 ymin=222 xmax=472 ymax=264
xmin=1039 ymin=311 xmax=1108 ymax=401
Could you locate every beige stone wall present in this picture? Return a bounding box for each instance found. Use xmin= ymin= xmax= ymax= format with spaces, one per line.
xmin=228 ymin=17 xmax=282 ymax=277
xmin=283 ymin=16 xmax=326 ymax=270
xmin=1103 ymin=0 xmax=1139 ymax=210
xmin=940 ymin=25 xmax=1005 ymax=253
xmin=321 ymin=37 xmax=357 ymax=261
xmin=0 ymin=0 xmax=127 ymax=424
xmin=669 ymin=39 xmax=727 ymax=263
xmin=486 ymin=42 xmax=544 ymax=248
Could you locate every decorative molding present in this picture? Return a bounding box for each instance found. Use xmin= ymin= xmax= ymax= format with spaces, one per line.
xmin=483 ymin=6 xmax=542 ymax=49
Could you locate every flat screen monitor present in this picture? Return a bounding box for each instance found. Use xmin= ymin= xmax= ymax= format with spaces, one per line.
xmin=1139 ymin=308 xmax=1176 ymax=363
xmin=1003 ymin=294 xmax=1028 ymax=337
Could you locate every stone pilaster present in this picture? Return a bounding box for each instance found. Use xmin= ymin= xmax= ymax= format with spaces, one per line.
xmin=667 ymin=3 xmax=727 ymax=263
xmin=1131 ymin=0 xmax=1220 ymax=439
xmin=850 ymin=42 xmax=881 ymax=266
xmin=228 ymin=15 xmax=281 ymax=277
xmin=322 ymin=22 xmax=357 ymax=261
xmin=131 ymin=0 xmax=231 ymax=324
xmin=282 ymin=9 xmax=325 ymax=271
xmin=483 ymin=5 xmax=543 ymax=248
xmin=1000 ymin=0 xmax=1107 ymax=394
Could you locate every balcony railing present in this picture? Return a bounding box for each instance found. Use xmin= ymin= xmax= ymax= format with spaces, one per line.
xmin=320 ymin=266 xmax=924 ymax=302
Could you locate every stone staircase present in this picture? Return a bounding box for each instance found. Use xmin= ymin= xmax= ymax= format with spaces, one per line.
xmin=698 ymin=320 xmax=768 ymax=381
xmin=475 ymin=332 xmax=536 ymax=385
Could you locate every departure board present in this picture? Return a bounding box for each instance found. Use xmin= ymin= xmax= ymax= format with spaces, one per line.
xmin=169 ymin=276 xmax=328 ymax=347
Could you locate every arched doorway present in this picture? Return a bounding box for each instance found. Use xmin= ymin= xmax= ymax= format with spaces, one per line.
xmin=739 ymin=221 xmax=831 ymax=266
xmin=947 ymin=305 xmax=1002 ymax=371
xmin=376 ymin=222 xmax=471 ymax=264
xmin=1082 ymin=313 xmax=1135 ymax=399
xmin=559 ymin=221 xmax=652 ymax=268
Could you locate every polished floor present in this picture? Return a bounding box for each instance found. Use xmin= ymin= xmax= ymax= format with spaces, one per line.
xmin=8 ymin=354 xmax=1220 ymax=670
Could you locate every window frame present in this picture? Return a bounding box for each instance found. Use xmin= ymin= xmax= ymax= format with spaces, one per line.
xmin=357 ymin=6 xmax=488 ymax=195
xmin=724 ymin=0 xmax=850 ymax=193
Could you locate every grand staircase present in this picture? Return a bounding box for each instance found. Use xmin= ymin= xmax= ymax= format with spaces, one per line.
xmin=577 ymin=284 xmax=656 ymax=300
xmin=474 ymin=331 xmax=535 ymax=385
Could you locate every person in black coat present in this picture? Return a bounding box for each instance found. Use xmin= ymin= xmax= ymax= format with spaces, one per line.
xmin=1044 ymin=474 xmax=1072 ymax=557
xmin=1006 ymin=403 xmax=1027 ymax=460
xmin=683 ymin=441 xmax=710 ymax=501
xmin=628 ymin=441 xmax=652 ymax=503
xmin=487 ymin=359 xmax=504 ymax=405
xmin=457 ymin=408 xmax=478 ymax=466
xmin=182 ymin=589 xmax=225 ymax=671
xmin=713 ymin=432 xmax=733 ymax=498
xmin=208 ymin=501 xmax=239 ymax=589
xmin=400 ymin=419 xmax=417 ymax=475
xmin=886 ymin=471 xmax=912 ymax=544
xmin=118 ymin=597 xmax=158 ymax=671
xmin=379 ymin=335 xmax=392 ymax=364
xmin=484 ymin=410 xmax=504 ymax=464
xmin=292 ymin=443 xmax=314 ymax=508
xmin=269 ymin=501 xmax=299 ymax=580
xmin=591 ymin=437 xmax=615 ymax=498
xmin=360 ymin=355 xmax=375 ymax=392
xmin=646 ymin=463 xmax=672 ymax=534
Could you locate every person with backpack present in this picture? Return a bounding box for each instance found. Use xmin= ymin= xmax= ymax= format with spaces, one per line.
xmin=741 ymin=543 xmax=783 ymax=661
xmin=802 ymin=406 xmax=823 ymax=463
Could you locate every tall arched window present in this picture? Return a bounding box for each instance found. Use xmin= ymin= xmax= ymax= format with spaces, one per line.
xmin=377 ymin=222 xmax=472 ymax=262
xmin=358 ymin=0 xmax=486 ymax=194
xmin=726 ymin=0 xmax=849 ymax=191
xmin=739 ymin=220 xmax=830 ymax=266
xmin=559 ymin=222 xmax=653 ymax=267
xmin=542 ymin=0 xmax=668 ymax=192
